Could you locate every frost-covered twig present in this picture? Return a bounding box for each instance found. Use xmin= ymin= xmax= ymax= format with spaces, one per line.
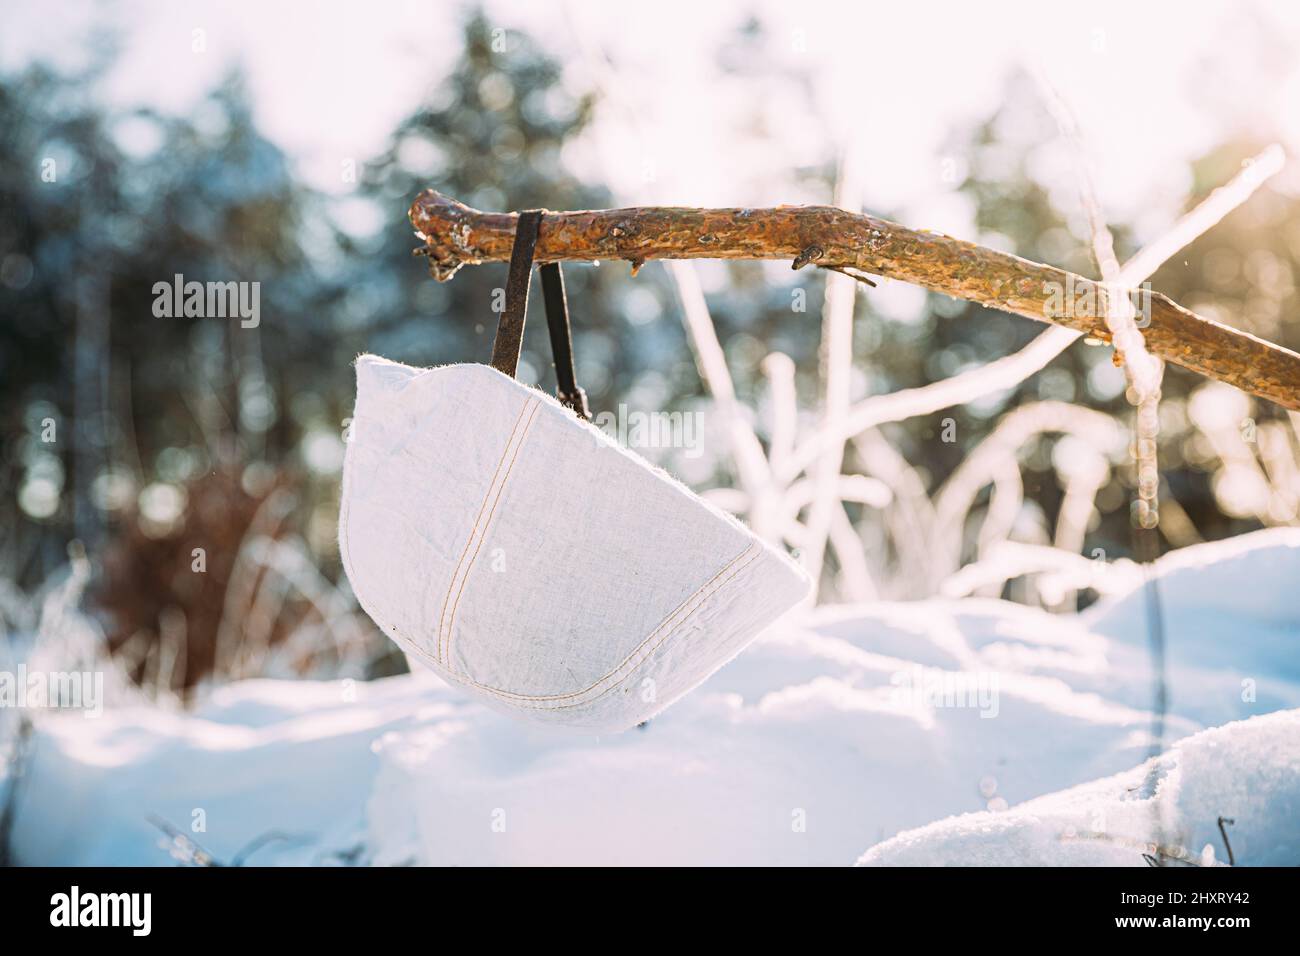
xmin=784 ymin=326 xmax=1081 ymax=481
xmin=212 ymin=487 xmax=296 ymax=678
xmin=783 ymin=143 xmax=1288 ymax=480
xmin=940 ymin=541 xmax=1138 ymax=601
xmin=228 ymin=536 xmax=375 ymax=679
xmin=761 ymin=352 xmax=799 ymax=483
xmin=803 ymin=146 xmax=864 ymax=596
xmin=0 ymin=717 xmax=33 ymax=867
xmin=148 ymin=814 xmax=221 ymax=867
xmin=664 ymin=260 xmax=776 ymax=535
xmin=932 ymin=402 xmax=1124 ymax=576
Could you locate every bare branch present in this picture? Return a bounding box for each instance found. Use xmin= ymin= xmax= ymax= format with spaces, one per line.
xmin=410 ymin=190 xmax=1300 ymax=411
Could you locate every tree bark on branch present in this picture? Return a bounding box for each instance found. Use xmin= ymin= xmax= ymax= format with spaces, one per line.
xmin=409 ymin=190 xmax=1300 ymax=411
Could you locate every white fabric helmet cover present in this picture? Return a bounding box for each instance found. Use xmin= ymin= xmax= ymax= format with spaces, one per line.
xmin=340 ymin=355 xmax=809 ymax=732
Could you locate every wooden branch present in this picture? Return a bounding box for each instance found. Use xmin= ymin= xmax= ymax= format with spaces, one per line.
xmin=409 ymin=190 xmax=1300 ymax=411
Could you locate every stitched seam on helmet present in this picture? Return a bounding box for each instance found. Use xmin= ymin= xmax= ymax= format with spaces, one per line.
xmin=442 ymin=398 xmax=541 ymax=674
xmin=436 ymin=398 xmax=535 ymax=665
xmin=462 ymin=541 xmax=761 ymax=709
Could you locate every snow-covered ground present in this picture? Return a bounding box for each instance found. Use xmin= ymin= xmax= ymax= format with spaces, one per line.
xmin=8 ymin=528 xmax=1300 ymax=866
xmin=858 ymin=709 xmax=1300 ymax=866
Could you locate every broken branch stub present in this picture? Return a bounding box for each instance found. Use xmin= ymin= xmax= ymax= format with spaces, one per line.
xmin=409 ymin=189 xmax=1300 ymax=411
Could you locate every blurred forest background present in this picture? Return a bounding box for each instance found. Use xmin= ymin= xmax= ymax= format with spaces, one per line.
xmin=2 ymin=6 xmax=1299 ymax=699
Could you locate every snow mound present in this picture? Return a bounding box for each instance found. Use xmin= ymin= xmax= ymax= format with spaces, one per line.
xmin=9 ymin=675 xmax=457 ymax=866
xmin=857 ymin=709 xmax=1300 ymax=866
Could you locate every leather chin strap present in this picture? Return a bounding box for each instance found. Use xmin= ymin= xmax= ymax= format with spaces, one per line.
xmin=489 ymin=209 xmax=591 ymax=420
